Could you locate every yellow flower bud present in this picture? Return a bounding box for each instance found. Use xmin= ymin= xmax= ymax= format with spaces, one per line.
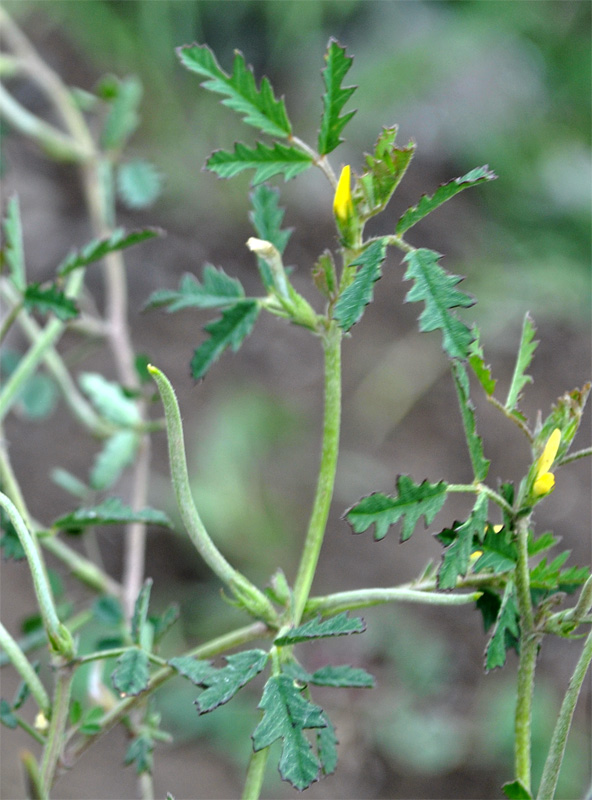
xmin=333 ymin=165 xmax=353 ymax=222
xmin=535 ymin=428 xmax=561 ymax=480
xmin=34 ymin=711 xmax=49 ymax=733
xmin=533 ymin=471 xmax=555 ymax=497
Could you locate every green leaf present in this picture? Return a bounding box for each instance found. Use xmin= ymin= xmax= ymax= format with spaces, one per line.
xmin=536 ymin=383 xmax=591 ymax=458
xmin=274 ymin=613 xmax=365 ymax=646
xmin=57 ymin=227 xmax=161 ymax=278
xmin=528 ymin=531 xmax=559 ymax=558
xmin=396 ymin=166 xmax=497 ymax=235
xmin=333 ymin=239 xmax=388 ymax=331
xmin=355 ymin=127 xmax=415 ymax=217
xmin=505 ymin=313 xmax=538 ymax=412
xmin=0 ymin=510 xmax=25 ymax=560
xmin=150 ymin=604 xmax=180 ymax=643
xmin=51 ymin=468 xmax=90 ymax=500
xmin=437 ymin=494 xmax=488 ymax=589
xmin=124 ymin=733 xmax=154 ymax=775
xmin=100 ymin=75 xmax=142 ymax=150
xmin=206 ymin=141 xmax=313 ymax=184
xmin=345 ymin=476 xmax=447 ymax=541
xmin=92 ymin=595 xmax=124 ymax=626
xmin=468 ymin=326 xmax=497 ymax=396
xmin=168 ymin=656 xmax=216 ymax=685
xmin=54 ymin=497 xmax=171 ymax=532
xmin=309 ymin=664 xmax=375 ymax=688
xmin=89 ymin=430 xmax=140 ymax=491
xmin=23 ymin=283 xmax=78 ymax=321
xmin=317 ymin=712 xmax=338 ymax=776
xmin=252 ymin=674 xmax=325 ymax=791
xmin=190 ymin=300 xmax=260 ymax=380
xmin=195 ymin=649 xmax=269 ymax=714
xmin=145 ymin=266 xmax=244 ymax=312
xmin=111 ymin=647 xmax=150 ymax=697
xmin=79 ymin=706 xmax=104 ymax=735
xmin=502 ymin=779 xmax=532 ymax=799
xmin=79 ymin=372 xmax=141 ymax=427
xmin=177 ymin=44 xmax=292 ymax=138
xmin=318 ymin=38 xmax=356 ymax=156
xmin=530 ymin=552 xmax=588 ymax=595
xmin=451 ymin=361 xmax=490 ymax=480
xmin=473 ymin=526 xmax=517 ymax=574
xmin=131 ymin=578 xmax=152 ymax=646
xmin=2 ymin=195 xmax=25 ymax=290
xmin=403 ymin=248 xmax=474 ymax=360
xmin=485 ymin=581 xmax=519 ymax=671
xmin=0 ymin=698 xmax=18 ymax=729
xmin=117 ymin=159 xmax=162 ymax=209
xmin=0 ymin=350 xmax=58 ymax=420
xmin=249 ymin=184 xmax=292 ymax=290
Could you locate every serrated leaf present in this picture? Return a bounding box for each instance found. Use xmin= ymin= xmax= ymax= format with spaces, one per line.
xmin=473 ymin=526 xmax=517 ymax=574
xmin=89 ymin=430 xmax=140 ymax=491
xmin=530 ymin=552 xmax=588 ymax=595
xmin=145 ymin=266 xmax=244 ymax=312
xmin=451 ymin=361 xmax=490 ymax=480
xmin=190 ymin=300 xmax=260 ymax=380
xmin=252 ymin=674 xmax=325 ymax=791
xmin=100 ymin=75 xmax=142 ymax=150
xmin=468 ymin=326 xmax=497 ymax=396
xmin=195 ymin=649 xmax=269 ymax=713
xmin=317 ymin=712 xmax=338 ymax=776
xmin=310 ymin=664 xmax=375 ymax=688
xmin=178 ymin=44 xmax=291 ymax=138
xmin=117 ymin=159 xmax=162 ymax=209
xmin=345 ymin=476 xmax=447 ymax=541
xmin=124 ymin=733 xmax=153 ymax=774
xmin=150 ymin=604 xmax=180 ymax=643
xmin=528 ymin=531 xmax=559 ymax=557
xmin=79 ymin=373 xmax=140 ymax=426
xmin=249 ymin=184 xmax=292 ymax=290
xmin=131 ymin=578 xmax=152 ymax=646
xmin=274 ymin=613 xmax=365 ymax=646
xmin=438 ymin=494 xmax=488 ymax=589
xmin=54 ymin=497 xmax=171 ymax=532
xmin=207 ymin=141 xmax=313 ymax=184
xmin=355 ymin=127 xmax=415 ymax=217
xmin=502 ymin=779 xmax=532 ymax=799
xmin=318 ymin=39 xmax=356 ymax=155
xmin=485 ymin=581 xmax=519 ymax=671
xmin=57 ymin=227 xmax=161 ymax=278
xmin=403 ymin=248 xmax=474 ymax=360
xmin=396 ymin=166 xmax=497 ymax=235
xmin=333 ymin=239 xmax=388 ymax=331
xmin=505 ymin=313 xmax=538 ymax=412
xmin=111 ymin=647 xmax=150 ymax=697
xmin=168 ymin=656 xmax=216 ymax=685
xmin=23 ymin=283 xmax=78 ymax=321
xmin=2 ymin=195 xmax=25 ymax=290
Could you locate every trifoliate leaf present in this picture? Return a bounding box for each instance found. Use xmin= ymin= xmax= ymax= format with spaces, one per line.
xmin=396 ymin=166 xmax=497 ymax=235
xmin=485 ymin=581 xmax=519 ymax=671
xmin=468 ymin=327 xmax=497 ymax=396
xmin=355 ymin=127 xmax=415 ymax=217
xmin=54 ymin=497 xmax=171 ymax=532
xmin=403 ymin=248 xmax=474 ymax=360
xmin=190 ymin=300 xmax=260 ymax=380
xmin=23 ymin=283 xmax=78 ymax=321
xmin=79 ymin=373 xmax=140 ymax=427
xmin=249 ymin=184 xmax=292 ymax=290
xmin=252 ymin=674 xmax=326 ymax=791
xmin=318 ymin=39 xmax=356 ymax=156
xmin=117 ymin=159 xmax=162 ymax=209
xmin=345 ymin=476 xmax=447 ymax=541
xmin=505 ymin=313 xmax=538 ymax=412
xmin=194 ymin=649 xmax=269 ymax=713
xmin=317 ymin=712 xmax=338 ymax=776
xmin=177 ymin=44 xmax=292 ymax=138
xmin=274 ymin=613 xmax=365 ymax=646
xmin=111 ymin=647 xmax=150 ymax=696
xmin=100 ymin=75 xmax=142 ymax=151
xmin=451 ymin=361 xmax=490 ymax=481
xmin=333 ymin=239 xmax=388 ymax=331
xmin=124 ymin=733 xmax=154 ymax=774
xmin=57 ymin=227 xmax=161 ymax=278
xmin=2 ymin=195 xmax=25 ymax=291
xmin=146 ymin=267 xmax=245 ymax=312
xmin=437 ymin=494 xmax=488 ymax=589
xmin=206 ymin=141 xmax=313 ymax=184
xmin=89 ymin=430 xmax=140 ymax=491
xmin=131 ymin=578 xmax=152 ymax=646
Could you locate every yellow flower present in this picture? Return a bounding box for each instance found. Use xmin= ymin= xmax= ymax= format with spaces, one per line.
xmin=533 ymin=428 xmax=561 ymax=497
xmin=34 ymin=712 xmax=49 ymax=733
xmin=333 ymin=165 xmax=353 ymax=222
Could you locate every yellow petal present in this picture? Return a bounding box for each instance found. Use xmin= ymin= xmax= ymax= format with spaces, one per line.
xmin=333 ymin=165 xmax=353 ymax=222
xmin=535 ymin=428 xmax=561 ymax=479
xmin=533 ymin=471 xmax=555 ymax=496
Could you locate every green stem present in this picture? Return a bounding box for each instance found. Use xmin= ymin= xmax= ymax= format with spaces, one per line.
xmin=242 ymin=747 xmax=270 ymax=800
xmin=292 ymin=323 xmax=342 ymax=625
xmin=446 ymin=482 xmax=514 ymax=516
xmin=0 ymin=621 xmax=50 ymax=714
xmin=148 ymin=365 xmax=276 ymax=625
xmin=0 ymin=610 xmax=92 ymax=667
xmin=39 ymin=665 xmax=74 ymax=796
xmin=536 ymin=626 xmax=592 ymax=800
xmin=305 ymin=586 xmax=483 ymax=616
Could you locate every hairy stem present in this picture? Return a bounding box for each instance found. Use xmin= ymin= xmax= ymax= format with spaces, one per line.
xmin=0 ymin=621 xmax=50 ymax=714
xmin=242 ymin=747 xmax=270 ymax=800
xmin=305 ymin=586 xmax=483 ymax=616
xmin=39 ymin=665 xmax=74 ymax=796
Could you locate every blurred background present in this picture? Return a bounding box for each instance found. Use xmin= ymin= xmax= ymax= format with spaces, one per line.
xmin=1 ymin=1 xmax=590 ymax=798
